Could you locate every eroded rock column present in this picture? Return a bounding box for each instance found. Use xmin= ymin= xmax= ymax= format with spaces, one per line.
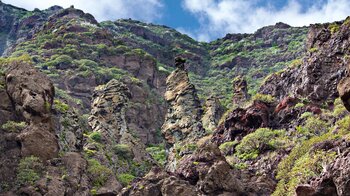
xmin=162 ymin=57 xmax=205 ymax=171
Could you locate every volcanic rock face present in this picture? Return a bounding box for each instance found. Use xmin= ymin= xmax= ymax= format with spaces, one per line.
xmin=5 ymin=60 xmax=58 ymax=160
xmin=86 ymin=79 xmax=153 ymax=194
xmin=121 ymin=144 xmax=247 ymax=196
xmin=338 ymin=63 xmax=350 ymax=112
xmin=212 ymin=100 xmax=273 ymax=145
xmin=260 ymin=20 xmax=350 ymax=103
xmin=88 ymin=79 xmax=153 ymax=162
xmin=0 ymin=3 xmax=62 ymax=56
xmin=89 ymin=79 xmax=131 ymax=143
xmin=176 ymin=143 xmax=244 ymax=195
xmin=118 ymin=167 xmax=199 ymax=196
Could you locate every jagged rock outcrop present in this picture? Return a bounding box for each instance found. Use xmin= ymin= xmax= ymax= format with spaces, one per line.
xmin=202 ymin=95 xmax=225 ymax=131
xmin=5 ymin=59 xmax=58 ymax=160
xmin=260 ymin=19 xmax=350 ymax=103
xmin=119 ymin=167 xmax=199 ymax=196
xmin=176 ymin=143 xmax=244 ymax=195
xmin=212 ymin=100 xmax=274 ymax=145
xmin=85 ymin=79 xmax=154 ymax=193
xmin=0 ymin=58 xmax=58 ymax=193
xmin=88 ymin=79 xmax=131 ymax=143
xmin=88 ymin=79 xmax=153 ymax=163
xmin=121 ymin=144 xmax=248 ymax=196
xmin=232 ymin=75 xmax=249 ymax=105
xmin=162 ymin=58 xmax=204 ymax=145
xmin=162 ymin=57 xmax=205 ymax=172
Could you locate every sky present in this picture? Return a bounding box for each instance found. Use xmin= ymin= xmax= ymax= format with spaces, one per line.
xmin=3 ymin=0 xmax=350 ymax=41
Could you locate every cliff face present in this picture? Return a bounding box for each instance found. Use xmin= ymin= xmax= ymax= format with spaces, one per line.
xmin=260 ymin=20 xmax=350 ymax=103
xmin=2 ymin=2 xmax=350 ymax=196
xmin=0 ymin=2 xmax=62 ymax=56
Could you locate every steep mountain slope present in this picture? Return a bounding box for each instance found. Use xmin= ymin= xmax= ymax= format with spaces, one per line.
xmin=1 ymin=2 xmax=350 ymax=196
xmin=0 ymin=2 xmax=62 ymax=55
xmin=100 ymin=19 xmax=308 ymax=107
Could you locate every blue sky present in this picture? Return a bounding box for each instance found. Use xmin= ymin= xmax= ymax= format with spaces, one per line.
xmin=3 ymin=0 xmax=350 ymax=41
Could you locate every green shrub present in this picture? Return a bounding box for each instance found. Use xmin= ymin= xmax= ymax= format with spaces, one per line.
xmin=113 ymin=144 xmax=133 ymax=159
xmin=274 ymin=132 xmax=337 ymax=196
xmin=294 ymin=102 xmax=304 ymax=108
xmin=274 ymin=146 xmax=336 ymax=196
xmin=252 ymin=93 xmax=276 ymax=104
xmin=87 ymin=159 xmax=112 ymax=188
xmin=76 ymin=59 xmax=98 ymax=70
xmin=329 ymin=23 xmax=340 ymax=34
xmin=117 ymin=173 xmax=135 ymax=186
xmin=235 ymin=128 xmax=287 ymax=160
xmin=300 ymin=112 xmax=312 ymax=119
xmin=89 ymin=132 xmax=102 ymax=142
xmin=1 ymin=121 xmax=27 ymax=132
xmin=303 ymin=117 xmax=329 ymax=136
xmin=51 ymin=55 xmax=73 ymax=67
xmin=54 ymin=99 xmax=69 ymax=113
xmin=308 ymin=47 xmax=318 ymax=53
xmin=289 ymin=58 xmax=302 ymax=68
xmin=336 ymin=116 xmax=350 ymax=134
xmin=146 ymin=145 xmax=166 ymax=166
xmin=17 ymin=156 xmax=43 ymax=186
xmin=333 ymin=98 xmax=348 ymax=118
xmin=296 ymin=116 xmax=329 ymax=140
xmin=219 ymin=141 xmax=238 ymax=155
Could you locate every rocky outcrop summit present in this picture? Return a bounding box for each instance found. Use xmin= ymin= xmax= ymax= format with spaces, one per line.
xmin=162 ymin=57 xmax=204 ymax=144
xmin=162 ymin=57 xmax=205 ymax=171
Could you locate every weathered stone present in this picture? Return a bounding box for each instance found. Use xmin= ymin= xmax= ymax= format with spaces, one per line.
xmin=162 ymin=59 xmax=205 ymax=172
xmin=87 ymin=79 xmax=153 ymax=191
xmin=260 ymin=21 xmax=350 ymax=104
xmin=232 ymin=75 xmax=249 ymax=105
xmin=202 ymin=95 xmax=225 ymax=131
xmin=338 ymin=77 xmax=350 ymax=111
xmin=5 ymin=60 xmax=58 ymax=160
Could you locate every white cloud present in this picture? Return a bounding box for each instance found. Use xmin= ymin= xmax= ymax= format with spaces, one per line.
xmin=2 ymin=0 xmax=163 ymax=22
xmin=182 ymin=0 xmax=350 ymax=41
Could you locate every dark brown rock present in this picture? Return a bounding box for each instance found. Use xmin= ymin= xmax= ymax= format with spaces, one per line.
xmin=5 ymin=60 xmax=58 ymax=160
xmin=212 ymin=100 xmax=272 ymax=145
xmin=338 ymin=76 xmax=350 ymax=111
